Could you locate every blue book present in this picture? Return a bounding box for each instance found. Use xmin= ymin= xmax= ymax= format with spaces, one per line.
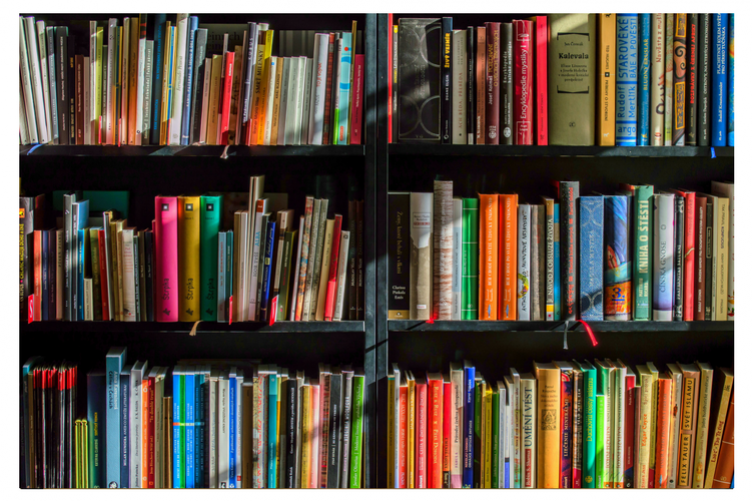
xmin=195 ymin=367 xmax=205 ymax=488
xmin=105 ymin=347 xmax=127 ymax=488
xmin=41 ymin=230 xmax=49 ymax=321
xmin=711 ymin=14 xmax=729 ymax=146
xmin=151 ymin=14 xmax=167 ymax=144
xmin=180 ymin=17 xmax=199 ymax=145
xmin=120 ymin=365 xmax=132 ymax=488
xmin=616 ymin=14 xmax=639 ymax=146
xmin=637 ymin=14 xmax=651 ymax=146
xmin=728 ymin=14 xmax=734 ymax=146
xmin=333 ymin=33 xmax=353 ymax=145
xmin=463 ymin=362 xmax=475 ymax=488
xmin=553 ymin=204 xmax=561 ymax=320
xmin=579 ymin=196 xmax=604 ymax=320
xmin=260 ymin=221 xmax=276 ymax=321
xmin=173 ymin=365 xmax=183 ymax=488
xmin=185 ymin=367 xmax=195 ymax=488
xmin=228 ymin=368 xmax=237 ymax=488
xmin=87 ymin=370 xmax=107 ymax=488
xmin=267 ymin=372 xmax=278 ymax=487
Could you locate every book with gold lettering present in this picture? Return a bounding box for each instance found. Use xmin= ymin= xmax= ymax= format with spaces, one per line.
xmin=534 ymin=362 xmax=561 ymax=488
xmin=672 ymin=14 xmax=687 ymax=145
xmin=635 ymin=364 xmax=655 ymax=488
xmin=676 ymin=363 xmax=700 ymax=488
xmin=178 ymin=196 xmax=200 ymax=322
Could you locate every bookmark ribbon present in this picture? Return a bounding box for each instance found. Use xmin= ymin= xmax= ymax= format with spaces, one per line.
xmin=28 ymin=295 xmax=34 ymax=324
xmin=189 ymin=321 xmax=202 ymax=337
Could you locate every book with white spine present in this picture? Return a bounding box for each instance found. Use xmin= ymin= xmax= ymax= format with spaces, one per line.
xmin=24 ymin=17 xmax=49 ymax=143
xmin=652 ymin=194 xmax=675 ymax=320
xmin=19 ymin=17 xmax=39 ymax=144
xmin=135 ymin=38 xmax=146 ymax=145
xmin=36 ymin=20 xmax=53 ymax=143
xmin=308 ymin=33 xmax=330 ymax=144
xmin=452 ymin=29 xmax=467 ymax=144
xmin=302 ymin=198 xmax=323 ymax=320
xmin=276 ymin=57 xmax=291 ymax=145
xmin=20 ymin=80 xmax=30 ymax=144
xmin=517 ymin=204 xmax=531 ymax=320
xmin=333 ymin=230 xmax=350 ymax=321
xmin=283 ymin=57 xmax=300 ymax=145
xmin=106 ymin=18 xmax=117 ymax=144
xmin=121 ymin=228 xmax=137 ymax=322
xmin=293 ymin=57 xmax=308 ymax=145
xmin=218 ymin=373 xmax=230 ymax=488
xmin=451 ymin=198 xmax=463 ymax=319
xmin=169 ymin=17 xmax=189 ymax=145
xmin=301 ymin=56 xmax=313 ymax=144
xmin=432 ymin=181 xmax=452 ymax=320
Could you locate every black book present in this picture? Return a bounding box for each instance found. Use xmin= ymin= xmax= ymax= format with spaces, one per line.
xmin=391 ymin=23 xmax=399 ymax=144
xmin=327 ymin=370 xmax=343 ymax=488
xmin=189 ymin=28 xmax=208 ymax=144
xmin=673 ymin=196 xmax=685 ymax=321
xmin=441 ymin=17 xmax=453 ymax=143
xmin=398 ymin=18 xmax=441 ymax=142
xmin=284 ymin=377 xmax=298 ymax=488
xmin=686 ymin=14 xmax=699 ymax=145
xmin=466 ymin=27 xmax=475 ymax=144
xmin=55 ymin=27 xmax=68 ymax=145
xmin=501 ymin=23 xmax=514 ymax=145
xmin=48 ymin=229 xmax=57 ymax=321
xmin=388 ymin=193 xmax=410 ymax=319
xmin=144 ymin=229 xmax=154 ymax=321
xmin=67 ymin=34 xmax=76 ymax=144
xmin=697 ymin=14 xmax=711 ymax=146
xmin=704 ymin=198 xmax=714 ymax=319
xmin=559 ymin=181 xmax=579 ymax=320
xmin=150 ymin=14 xmax=167 ymax=145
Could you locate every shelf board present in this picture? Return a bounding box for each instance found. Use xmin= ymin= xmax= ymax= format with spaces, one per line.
xmin=389 ymin=144 xmax=734 ymax=158
xmin=388 ymin=320 xmax=734 ymax=333
xmin=20 ymin=144 xmax=365 ymax=158
xmin=20 ymin=320 xmax=365 ymax=334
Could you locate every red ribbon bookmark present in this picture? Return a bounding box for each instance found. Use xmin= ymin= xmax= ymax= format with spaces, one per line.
xmin=579 ymin=320 xmax=599 ymax=347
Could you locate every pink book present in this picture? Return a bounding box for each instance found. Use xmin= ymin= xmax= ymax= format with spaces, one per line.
xmin=220 ymin=51 xmax=235 ymax=145
xmin=350 ymin=54 xmax=365 ymax=145
xmin=513 ymin=20 xmax=534 ymax=145
xmin=155 ymin=196 xmax=178 ymax=322
xmin=310 ymin=381 xmax=321 ymax=488
xmin=415 ymin=377 xmax=428 ymax=488
xmin=535 ymin=16 xmax=548 ymax=145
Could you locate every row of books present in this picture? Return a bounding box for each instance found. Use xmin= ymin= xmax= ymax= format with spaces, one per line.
xmin=386 ymin=360 xmax=734 ymax=488
xmin=18 ymin=14 xmax=365 ymax=147
xmin=21 ymin=350 xmax=367 ymax=488
xmin=20 ymin=176 xmax=365 ymax=323
xmin=388 ymin=180 xmax=734 ymax=321
xmin=388 ymin=14 xmax=734 ymax=147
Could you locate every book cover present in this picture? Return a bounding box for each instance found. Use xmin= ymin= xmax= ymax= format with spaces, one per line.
xmin=672 ymin=15 xmax=687 ymax=145
xmin=554 ymin=362 xmax=574 ymax=488
xmin=451 ymin=29 xmax=467 ymax=144
xmin=650 ymin=14 xmax=665 ymax=145
xmin=580 ymin=196 xmax=604 ymax=320
xmin=715 ymin=197 xmax=730 ymax=321
xmin=711 ymin=14 xmax=728 ymax=146
xmin=652 ymin=194 xmax=675 ymax=321
xmin=155 ymin=197 xmax=178 ymax=322
xmin=105 ymin=347 xmax=126 ymax=488
xmin=200 ymin=196 xmax=222 ymax=321
xmin=728 ymin=14 xmax=734 ymax=146
xmin=633 ymin=186 xmax=653 ymax=320
xmin=513 ymin=20 xmax=533 ymax=145
xmin=478 ymin=195 xmax=497 ymax=320
xmin=439 ymin=18 xmax=452 ymax=144
xmin=388 ymin=193 xmax=410 ymax=319
xmin=531 ymin=205 xmax=545 ymax=320
xmin=597 ymin=14 xmax=616 ymax=145
xmin=499 ymin=194 xmax=518 ymax=320
xmin=178 ymin=196 xmax=200 ymax=322
xmin=692 ymin=362 xmax=713 ymax=488
xmin=517 ymin=204 xmax=531 ymax=320
xmin=542 ymin=198 xmax=555 ymax=320
xmin=409 ymin=193 xmax=433 ymax=320
xmin=87 ymin=370 xmax=106 ymax=487
xmin=604 ymin=196 xmax=632 ymax=321
xmin=532 ymin=16 xmax=548 ymax=145
xmin=433 ymin=180 xmax=454 ymax=319
xmin=686 ymin=15 xmax=698 ymax=145
xmin=671 ymin=189 xmax=696 ymax=321
xmin=484 ymin=23 xmax=501 ymax=144
xmin=615 ymin=14 xmax=638 ymax=146
xmin=559 ymin=181 xmax=579 ymax=320
xmin=637 ymin=14 xmax=651 ymax=145
xmin=654 ymin=375 xmax=672 ymax=488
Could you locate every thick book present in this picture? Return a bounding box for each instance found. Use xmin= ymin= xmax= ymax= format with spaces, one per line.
xmin=409 ymin=193 xmax=433 ymax=320
xmin=654 ymin=375 xmax=672 ymax=488
xmin=715 ymin=197 xmax=729 ymax=321
xmin=615 ymin=14 xmax=638 ymax=146
xmin=711 ymin=181 xmax=734 ymax=320
xmin=433 ymin=180 xmax=453 ymax=319
xmin=462 ymin=198 xmax=479 ymax=319
xmin=597 ymin=14 xmax=616 ymax=145
xmin=604 ymin=195 xmax=632 ymax=321
xmin=692 ymin=362 xmax=713 ymax=488
xmin=178 ymin=196 xmax=200 ymax=322
xmin=579 ymin=196 xmax=604 ymax=320
xmin=440 ymin=18 xmax=453 ymax=144
xmin=710 ymin=390 xmax=733 ymax=488
xmin=500 ymin=23 xmax=513 ymax=145
xmin=517 ymin=205 xmax=531 ymax=320
xmin=632 ymin=185 xmax=653 ymax=320
xmin=200 ymin=195 xmax=222 ymax=321
xmin=542 ymin=198 xmax=555 ymax=320
xmin=637 ymin=14 xmax=651 ymax=145
xmin=650 ymin=14 xmax=665 ymax=145
xmin=711 ymin=14 xmax=728 ymax=146
xmin=513 ymin=20 xmax=533 ymax=145
xmin=499 ymin=194 xmax=518 ymax=320
xmin=559 ymin=181 xmax=579 ymax=320
xmin=548 ymin=14 xmax=596 ymax=145
xmin=534 ymin=363 xmax=561 ymax=488
xmin=671 ymin=189 xmax=696 ymax=321
xmin=652 ymin=194 xmax=674 ymax=321
xmin=155 ymin=196 xmax=178 ymax=322
xmin=484 ymin=23 xmax=501 ymax=144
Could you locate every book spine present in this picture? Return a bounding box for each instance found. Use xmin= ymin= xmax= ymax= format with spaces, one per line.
xmin=672 ymin=15 xmax=687 ymax=145
xmin=155 ymin=197 xmax=178 ymax=322
xmin=451 ymin=200 xmax=463 ymax=320
xmin=260 ymin=222 xmax=276 ymax=321
xmin=178 ymin=197 xmax=200 ymax=322
xmin=308 ymin=33 xmax=329 ymax=145
xmin=478 ymin=195 xmax=498 ymax=320
xmin=501 ymin=23 xmax=513 ymax=145
xmin=682 ymin=193 xmax=695 ymax=320
xmin=349 ymin=375 xmax=365 ymax=488
xmin=513 ymin=20 xmax=533 ymax=145
xmin=704 ymin=374 xmax=731 ymax=487
xmin=451 ymin=30 xmax=467 ymax=144
xmin=711 ymin=14 xmax=728 ymax=146
xmin=220 ymin=52 xmax=235 ymax=145
xmin=560 ymin=371 xmax=573 ymax=488
xmin=324 ymin=216 xmax=343 ymax=321
xmin=188 ymin=30 xmax=207 ymax=144
xmin=441 ymin=18 xmax=453 ymax=144
xmin=663 ymin=15 xmax=673 ymax=145
xmin=475 ymin=27 xmax=486 ymax=144
xmin=106 ymin=352 xmax=123 ymax=487
xmin=180 ymin=21 xmax=197 ymax=145
xmin=572 ymin=371 xmax=584 ymax=487
xmin=463 ymin=367 xmax=475 ymax=488
xmin=410 ymin=193 xmax=433 ymax=320
xmin=580 ymin=197 xmax=604 ymax=320
xmin=537 ymin=367 xmax=561 ymax=488
xmin=633 ymin=186 xmax=654 ymax=320
xmin=653 ymin=378 xmax=671 ymax=488
xmin=98 ymin=229 xmax=109 ymax=321
xmin=560 ymin=182 xmax=579 ymax=320
xmin=692 ymin=368 xmax=713 ymax=488
xmin=517 ymin=205 xmax=531 ymax=320
xmin=710 ymin=391 xmax=733 ymax=488
xmin=544 ymin=200 xmax=555 ymax=319
xmin=582 ymin=368 xmax=596 ymax=487
xmin=604 ymin=196 xmax=632 ymax=320
xmin=294 ymin=197 xmax=314 ymax=321
xmin=87 ymin=373 xmax=106 ymax=487
xmin=485 ymin=23 xmax=500 ymax=144
xmin=728 ymin=15 xmax=734 ymax=146
xmin=56 ymin=27 xmax=68 ymax=145
xmin=535 ymin=16 xmax=548 ymax=145
xmin=41 ymin=231 xmax=48 ymax=321
xmin=652 ymin=194 xmax=675 ymax=320
xmin=673 ymin=197 xmax=685 ymax=321
xmin=499 ymin=195 xmax=518 ymax=320
xmin=200 ymin=196 xmax=221 ymax=321
xmin=553 ymin=204 xmax=561 ymax=320
xmin=705 ymin=200 xmax=714 ymax=319
xmin=442 ymin=379 xmax=452 ymax=488
xmin=120 ymin=370 xmax=130 ymax=488
xmin=46 ymin=27 xmax=59 ymax=144
xmin=637 ymin=15 xmax=651 ymax=145
xmin=697 ymin=15 xmax=710 ymax=146
xmin=686 ymin=15 xmax=698 ymax=145
xmin=650 ymin=14 xmax=665 ymax=145
xmin=433 ymin=180 xmax=454 ymax=319
xmin=716 ymin=199 xmax=729 ymax=320
xmin=350 ymin=54 xmax=364 ymax=145
xmin=616 ymin=15 xmax=638 ymax=145
xmin=695 ymin=198 xmax=706 ymax=319
xmin=522 ymin=378 xmax=536 ymax=487
xmin=677 ymin=374 xmax=698 ymax=488
xmin=466 ymin=27 xmax=475 ymax=144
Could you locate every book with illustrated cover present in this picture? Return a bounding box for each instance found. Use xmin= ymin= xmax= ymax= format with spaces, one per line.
xmin=604 ymin=195 xmax=631 ymax=321
xmin=580 ymin=196 xmax=604 ymax=320
xmin=615 ymin=14 xmax=638 ymax=146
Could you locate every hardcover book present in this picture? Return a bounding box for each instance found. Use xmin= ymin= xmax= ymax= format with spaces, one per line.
xmin=604 ymin=196 xmax=632 ymax=320
xmin=652 ymin=194 xmax=675 ymax=321
xmin=178 ymin=196 xmax=201 ymax=322
xmin=686 ymin=15 xmax=698 ymax=145
xmin=441 ymin=18 xmax=453 ymax=144
xmin=462 ymin=198 xmax=479 ymax=320
xmin=615 ymin=14 xmax=638 ymax=146
xmin=534 ymin=363 xmax=561 ymax=488
xmin=637 ymin=14 xmax=651 ymax=145
xmin=579 ymin=196 xmax=604 ymax=320
xmin=517 ymin=205 xmax=531 ymax=320
xmin=200 ymin=196 xmax=222 ymax=321
xmin=650 ymin=14 xmax=665 ymax=145
xmin=697 ymin=15 xmax=711 ymax=146
xmin=478 ymin=194 xmax=498 ymax=320
xmin=410 ymin=193 xmax=433 ymax=320
xmin=672 ymin=15 xmax=687 ymax=145
xmin=711 ymin=14 xmax=728 ymax=146
xmin=513 ymin=20 xmax=533 ymax=145
xmin=632 ymin=185 xmax=653 ymax=320
xmin=155 ymin=196 xmax=178 ymax=322
xmin=559 ymin=181 xmax=579 ymax=320
xmin=485 ymin=23 xmax=501 ymax=144
xmin=499 ymin=194 xmax=518 ymax=320
xmin=597 ymin=14 xmax=616 ymax=145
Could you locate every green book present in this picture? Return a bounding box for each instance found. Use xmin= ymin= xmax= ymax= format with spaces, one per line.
xmin=576 ymin=360 xmax=597 ymax=488
xmin=633 ymin=186 xmax=653 ymax=320
xmin=225 ymin=230 xmax=233 ymax=321
xmin=349 ymin=370 xmax=365 ymax=488
xmin=491 ymin=385 xmax=501 ymax=488
xmin=89 ymin=228 xmax=103 ymax=320
xmin=595 ymin=360 xmax=614 ymax=488
xmin=277 ymin=229 xmax=297 ymax=321
xmin=595 ymin=393 xmax=607 ymax=488
xmin=462 ymin=198 xmax=479 ymax=319
xmin=200 ymin=195 xmax=223 ymax=321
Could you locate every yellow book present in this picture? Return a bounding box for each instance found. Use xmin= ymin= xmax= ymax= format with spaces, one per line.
xmin=704 ymin=368 xmax=733 ymax=488
xmin=160 ymin=22 xmax=173 ymax=145
xmin=256 ymin=30 xmax=275 ymax=144
xmin=692 ymin=362 xmax=714 ymax=488
xmin=635 ymin=365 xmax=654 ymax=488
xmin=716 ymin=198 xmax=729 ymax=320
xmin=74 ymin=420 xmax=81 ymax=487
xmin=128 ymin=18 xmax=139 ymax=144
xmin=386 ymin=367 xmax=396 ymax=489
xmin=483 ymin=381 xmax=493 ymax=488
xmin=597 ymin=14 xmax=616 ymax=146
xmin=270 ymin=57 xmax=285 ymax=145
xmin=647 ymin=362 xmax=660 ymax=486
xmin=300 ymin=382 xmax=312 ymax=488
xmin=315 ymin=219 xmax=335 ymax=321
xmin=534 ymin=362 xmax=561 ymax=488
xmin=178 ymin=196 xmax=201 ymax=322
xmin=406 ymin=370 xmax=416 ymax=488
xmin=207 ymin=54 xmax=223 ymax=145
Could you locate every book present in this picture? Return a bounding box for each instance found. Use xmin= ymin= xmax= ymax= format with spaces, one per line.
xmin=637 ymin=14 xmax=651 ymax=146
xmin=635 ymin=365 xmax=654 ymax=488
xmin=711 ymin=14 xmax=728 ymax=146
xmin=710 ymin=390 xmax=733 ymax=488
xmin=670 ymin=189 xmax=696 ymax=321
xmin=672 ymin=15 xmax=687 ymax=145
xmin=548 ymin=14 xmax=596 ymax=145
xmin=433 ymin=180 xmax=453 ymax=320
xmin=604 ymin=195 xmax=631 ymax=321
xmin=692 ymin=362 xmax=713 ymax=488
xmin=632 ymin=185 xmax=653 ymax=320
xmin=615 ymin=14 xmax=638 ymax=146
xmin=664 ymin=15 xmax=674 ymax=145
xmin=697 ymin=15 xmax=711 ymax=146
xmin=652 ymin=194 xmax=674 ymax=321
xmin=654 ymin=374 xmax=672 ymax=488
xmin=499 ymin=194 xmax=518 ymax=320
xmin=517 ymin=205 xmax=531 ymax=320
xmin=676 ymin=363 xmax=700 ymax=488
xmin=451 ymin=199 xmax=463 ymax=320
xmin=178 ymin=196 xmax=200 ymax=322
xmin=513 ymin=20 xmax=533 ymax=145
xmin=559 ymin=181 xmax=579 ymax=320
xmin=440 ymin=18 xmax=453 ymax=144
xmin=715 ymin=197 xmax=729 ymax=321
xmin=580 ymin=196 xmax=604 ymax=320
xmin=530 ymin=205 xmax=545 ymax=320
xmin=87 ymin=370 xmax=106 ymax=487
xmin=451 ymin=29 xmax=466 ymax=144
xmin=686 ymin=15 xmax=698 ymax=145
xmin=200 ymin=196 xmax=222 ymax=321
xmin=409 ymin=193 xmax=433 ymax=320
xmin=651 ymin=14 xmax=665 ymax=145
xmin=106 ymin=347 xmax=127 ymax=488
xmin=704 ymin=367 xmax=733 ymax=487
xmin=711 ymin=181 xmax=734 ymax=320
xmin=534 ymin=363 xmax=561 ymax=488
xmin=500 ymin=23 xmax=513 ymax=145
xmin=155 ymin=196 xmax=178 ymax=322
xmin=520 ymin=372 xmax=537 ymax=487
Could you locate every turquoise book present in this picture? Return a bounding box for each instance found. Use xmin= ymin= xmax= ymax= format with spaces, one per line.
xmin=461 ymin=198 xmax=479 ymax=319
xmin=637 ymin=14 xmax=651 ymax=145
xmin=633 ymin=186 xmax=653 ymax=320
xmin=267 ymin=373 xmax=278 ymax=487
xmin=553 ymin=204 xmax=561 ymax=320
xmin=616 ymin=14 xmax=638 ymax=146
xmin=172 ymin=366 xmax=183 ymax=488
xmin=105 ymin=347 xmax=127 ymax=488
xmin=579 ymin=196 xmax=604 ymax=320
xmin=200 ymin=195 xmax=222 ymax=321
xmin=185 ymin=368 xmax=196 ymax=488
xmin=576 ymin=360 xmax=597 ymax=488
xmin=333 ymin=33 xmax=353 ymax=145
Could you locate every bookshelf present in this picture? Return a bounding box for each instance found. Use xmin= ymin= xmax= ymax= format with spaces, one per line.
xmin=374 ymin=13 xmax=734 ymax=488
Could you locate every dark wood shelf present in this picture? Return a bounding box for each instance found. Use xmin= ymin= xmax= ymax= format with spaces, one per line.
xmin=388 ymin=320 xmax=734 ymax=333
xmin=20 ymin=320 xmax=366 ymax=334
xmin=389 ymin=144 xmax=734 ymax=158
xmin=20 ymin=144 xmax=365 ymax=158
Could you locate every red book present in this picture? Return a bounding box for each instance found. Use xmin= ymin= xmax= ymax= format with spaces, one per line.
xmin=220 ymin=51 xmax=235 ymax=145
xmin=476 ymin=27 xmax=486 ymax=144
xmin=398 ymin=383 xmax=408 ymax=488
xmin=98 ymin=229 xmax=110 ymax=321
xmin=322 ymin=34 xmax=336 ymax=145
xmin=442 ymin=376 xmax=452 ymax=488
xmin=154 ymin=196 xmax=178 ymax=322
xmin=513 ymin=20 xmax=534 ymax=145
xmin=624 ymin=369 xmax=637 ymax=488
xmin=350 ymin=54 xmax=365 ymax=145
xmin=533 ymin=16 xmax=548 ymax=145
xmin=387 ymin=13 xmax=393 ymax=143
xmin=415 ymin=375 xmax=428 ymax=488
xmin=427 ymin=373 xmax=443 ymax=489
xmin=33 ymin=230 xmax=42 ymax=321
xmin=324 ymin=214 xmax=343 ymax=321
xmin=148 ymin=373 xmax=156 ymax=487
xmin=695 ymin=196 xmax=707 ymax=320
xmin=671 ymin=189 xmax=696 ymax=320
xmin=485 ymin=22 xmax=501 ymax=144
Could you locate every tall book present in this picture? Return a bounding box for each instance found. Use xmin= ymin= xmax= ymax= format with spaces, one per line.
xmin=177 ymin=196 xmax=200 ymax=322
xmin=106 ymin=347 xmax=127 ymax=488
xmin=409 ymin=193 xmax=433 ymax=320
xmin=534 ymin=363 xmax=561 ymax=488
xmin=633 ymin=185 xmax=653 ymax=320
xmin=637 ymin=14 xmax=651 ymax=145
xmin=451 ymin=199 xmax=463 ymax=319
xmin=604 ymin=195 xmax=631 ymax=320
xmin=520 ymin=372 xmax=537 ymax=487
xmin=580 ymin=196 xmax=604 ymax=320
xmin=440 ymin=18 xmax=452 ymax=144
xmin=200 ymin=195 xmax=222 ymax=321
xmin=652 ymin=194 xmax=675 ymax=321
xmin=671 ymin=189 xmax=696 ymax=321
xmin=484 ymin=23 xmax=501 ymax=144
xmin=711 ymin=14 xmax=728 ymax=146
xmin=676 ymin=364 xmax=700 ymax=489
xmin=711 ymin=181 xmax=734 ymax=320
xmin=461 ymin=198 xmax=479 ymax=320
xmin=672 ymin=15 xmax=687 ymax=145
xmin=651 ymin=14 xmax=666 ymax=145
xmin=451 ymin=29 xmax=467 ymax=144
xmin=155 ymin=196 xmax=178 ymax=322
xmin=548 ymin=14 xmax=596 ymax=145
xmin=512 ymin=20 xmax=533 ymax=145
xmin=615 ymin=14 xmax=638 ymax=146
xmin=559 ymin=181 xmax=579 ymax=320
xmin=498 ymin=194 xmax=518 ymax=320
xmin=433 ymin=181 xmax=454 ymax=319
xmin=697 ymin=14 xmax=711 ymax=146
xmin=517 ymin=205 xmax=531 ymax=320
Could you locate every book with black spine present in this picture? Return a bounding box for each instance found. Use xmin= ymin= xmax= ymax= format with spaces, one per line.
xmin=189 ymin=29 xmax=207 ymax=144
xmin=356 ymin=200 xmax=364 ymax=319
xmin=388 ymin=193 xmax=410 ymax=319
xmin=327 ymin=369 xmax=343 ymax=488
xmin=55 ymin=26 xmax=69 ymax=145
xmin=339 ymin=366 xmax=354 ymax=487
xmin=466 ymin=26 xmax=475 ymax=144
xmin=673 ymin=195 xmax=685 ymax=321
xmin=697 ymin=14 xmax=710 ymax=146
xmin=441 ymin=17 xmax=453 ymax=144
xmin=559 ymin=181 xmax=579 ymax=320
xmin=501 ymin=23 xmax=514 ymax=145
xmin=284 ymin=376 xmax=297 ymax=488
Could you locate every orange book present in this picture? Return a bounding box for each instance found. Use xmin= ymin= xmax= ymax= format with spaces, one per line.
xmin=142 ymin=375 xmax=150 ymax=487
xmin=499 ymin=194 xmax=519 ymax=320
xmin=427 ymin=373 xmax=443 ymax=489
xmin=654 ymin=374 xmax=673 ymax=488
xmin=711 ymin=390 xmax=734 ymax=488
xmin=478 ymin=194 xmax=499 ymax=320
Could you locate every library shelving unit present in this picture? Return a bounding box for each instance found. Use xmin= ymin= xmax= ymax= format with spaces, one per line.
xmin=19 ymin=13 xmax=378 ymax=487
xmin=374 ymin=13 xmax=734 ymax=488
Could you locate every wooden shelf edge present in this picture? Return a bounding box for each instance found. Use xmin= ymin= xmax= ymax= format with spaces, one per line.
xmin=389 ymin=144 xmax=734 ymax=158
xmin=20 ymin=144 xmax=366 ymax=158
xmin=19 ymin=320 xmax=366 ymax=334
xmin=388 ymin=320 xmax=734 ymax=333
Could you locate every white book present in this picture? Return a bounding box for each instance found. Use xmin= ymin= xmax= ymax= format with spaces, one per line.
xmin=19 ymin=18 xmax=38 ymax=144
xmin=262 ymin=56 xmax=278 ymax=145
xmin=334 ymin=230 xmax=350 ymax=321
xmin=142 ymin=41 xmax=154 ymax=144
xmin=300 ymin=56 xmax=313 ymax=144
xmin=449 ymin=363 xmax=463 ymax=487
xmin=294 ymin=57 xmax=309 ymax=145
xmin=249 ymin=200 xmax=267 ymax=321
xmin=218 ymin=374 xmax=229 ymax=488
xmin=289 ymin=215 xmax=305 ymax=320
xmin=135 ymin=39 xmax=146 ymax=145
xmin=611 ymin=360 xmax=626 ymax=487
xmin=276 ymin=57 xmax=291 ymax=145
xmin=20 ymin=80 xmax=30 ymax=144
xmin=199 ymin=57 xmax=212 ymax=143
xmin=517 ymin=204 xmax=531 ymax=320
xmin=130 ymin=361 xmax=144 ymax=488
xmin=711 ymin=181 xmax=734 ymax=320
xmin=24 ymin=17 xmax=49 ymax=143
xmin=452 ymin=29 xmax=467 ymax=144
xmin=122 ymin=229 xmax=137 ymax=322
xmin=308 ymin=33 xmax=330 ymax=144
xmin=652 ymin=193 xmax=675 ymax=321
xmin=208 ymin=369 xmax=219 ymax=488
xmin=106 ymin=18 xmax=117 ymax=144
xmin=451 ymin=198 xmax=463 ymax=319
xmin=89 ymin=21 xmax=97 ymax=136
xmin=36 ymin=20 xmax=53 ymax=143
xmin=283 ymin=56 xmax=299 ymax=145
xmin=169 ymin=17 xmax=189 ymax=145
xmin=302 ymin=199 xmax=323 ymax=320
xmin=84 ymin=57 xmax=90 ymax=144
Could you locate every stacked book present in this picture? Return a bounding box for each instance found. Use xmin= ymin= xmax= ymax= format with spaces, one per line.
xmin=386 ymin=360 xmax=734 ymax=488
xmin=389 ymin=14 xmax=734 ymax=147
xmin=19 ymin=14 xmax=365 ymax=146
xmin=21 ymin=349 xmax=367 ymax=488
xmin=388 ymin=180 xmax=734 ymax=322
xmin=20 ymin=175 xmax=365 ymax=323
